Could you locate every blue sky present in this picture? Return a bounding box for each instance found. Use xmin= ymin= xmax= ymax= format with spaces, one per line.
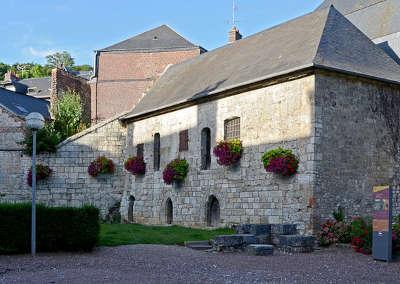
xmin=1 ymin=0 xmax=323 ymax=65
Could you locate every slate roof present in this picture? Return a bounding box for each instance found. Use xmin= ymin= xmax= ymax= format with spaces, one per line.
xmin=19 ymin=77 xmax=51 ymax=99
xmin=100 ymin=25 xmax=205 ymax=52
xmin=0 ymin=87 xmax=50 ymax=119
xmin=122 ymin=6 xmax=400 ymax=121
xmin=316 ymin=0 xmax=400 ymax=40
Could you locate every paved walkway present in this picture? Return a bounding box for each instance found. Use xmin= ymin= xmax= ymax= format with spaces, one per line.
xmin=0 ymin=245 xmax=399 ymax=283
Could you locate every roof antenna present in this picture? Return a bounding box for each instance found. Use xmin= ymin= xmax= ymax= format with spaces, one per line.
xmin=228 ymin=0 xmax=242 ymax=43
xmin=232 ymin=0 xmax=237 ymax=27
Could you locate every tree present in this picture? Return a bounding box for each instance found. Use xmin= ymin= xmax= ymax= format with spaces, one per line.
xmin=46 ymin=51 xmax=75 ymax=69
xmin=71 ymin=64 xmax=93 ymax=72
xmin=0 ymin=62 xmax=10 ymax=80
xmin=22 ymin=90 xmax=88 ymax=155
xmin=51 ymin=90 xmax=87 ymax=139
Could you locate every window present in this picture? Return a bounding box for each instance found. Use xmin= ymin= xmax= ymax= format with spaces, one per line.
xmin=153 ymin=133 xmax=160 ymax=171
xmin=179 ymin=130 xmax=189 ymax=152
xmin=224 ymin=117 xmax=240 ymax=140
xmin=201 ymin=128 xmax=211 ymax=170
xmin=137 ymin=143 xmax=144 ymax=158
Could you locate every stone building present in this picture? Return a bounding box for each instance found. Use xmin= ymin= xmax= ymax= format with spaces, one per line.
xmin=1 ymin=5 xmax=400 ymax=234
xmin=0 ymin=87 xmax=50 ymax=194
xmin=90 ymin=25 xmax=206 ymax=123
xmin=119 ymin=6 xmax=400 ymax=233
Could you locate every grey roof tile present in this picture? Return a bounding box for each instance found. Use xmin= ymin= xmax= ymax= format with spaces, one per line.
xmin=317 ymin=0 xmax=400 ymax=40
xmin=122 ymin=6 xmax=400 ymax=121
xmin=0 ymin=87 xmax=50 ymax=119
xmin=19 ymin=77 xmax=51 ymax=98
xmin=100 ymin=25 xmax=204 ymax=52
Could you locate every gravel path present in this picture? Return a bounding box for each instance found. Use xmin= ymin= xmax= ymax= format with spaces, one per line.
xmin=0 ymin=245 xmax=399 ymax=283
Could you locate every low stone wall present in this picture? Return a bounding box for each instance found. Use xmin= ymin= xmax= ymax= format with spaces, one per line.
xmin=0 ymin=115 xmax=127 ymax=217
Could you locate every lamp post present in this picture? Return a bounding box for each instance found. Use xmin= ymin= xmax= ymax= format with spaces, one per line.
xmin=25 ymin=112 xmax=45 ymax=257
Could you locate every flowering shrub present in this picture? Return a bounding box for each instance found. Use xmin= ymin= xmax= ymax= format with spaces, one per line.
xmin=213 ymin=139 xmax=242 ymax=166
xmin=350 ymin=217 xmax=372 ymax=254
xmin=124 ymin=156 xmax=146 ymax=176
xmin=27 ymin=164 xmax=52 ymax=187
xmin=88 ymin=156 xmax=115 ymax=177
xmin=262 ymin=147 xmax=299 ymax=176
xmin=318 ymin=207 xmax=350 ymax=246
xmin=162 ymin=159 xmax=189 ymax=185
xmin=318 ymin=220 xmax=350 ymax=246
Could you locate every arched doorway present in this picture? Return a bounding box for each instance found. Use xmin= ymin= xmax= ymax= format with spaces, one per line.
xmin=166 ymin=198 xmax=173 ymax=224
xmin=206 ymin=195 xmax=220 ymax=227
xmin=128 ymin=196 xmax=135 ymax=222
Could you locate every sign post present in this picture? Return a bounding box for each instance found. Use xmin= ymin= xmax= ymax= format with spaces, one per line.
xmin=372 ymin=185 xmax=392 ymax=262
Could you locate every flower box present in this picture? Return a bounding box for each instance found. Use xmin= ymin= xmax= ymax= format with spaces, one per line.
xmin=213 ymin=139 xmax=242 ymax=166
xmin=163 ymin=159 xmax=189 ymax=185
xmin=27 ymin=164 xmax=52 ymax=186
xmin=88 ymin=156 xmax=115 ymax=177
xmin=262 ymin=147 xmax=299 ymax=177
xmin=124 ymin=156 xmax=146 ymax=176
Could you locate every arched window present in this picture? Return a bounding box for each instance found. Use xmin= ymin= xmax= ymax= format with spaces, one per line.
xmin=154 ymin=133 xmax=160 ymax=171
xmin=206 ymin=195 xmax=220 ymax=227
xmin=201 ymin=128 xmax=211 ymax=170
xmin=128 ymin=196 xmax=135 ymax=222
xmin=166 ymin=198 xmax=173 ymax=224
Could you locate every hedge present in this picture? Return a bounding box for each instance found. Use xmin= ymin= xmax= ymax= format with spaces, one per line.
xmin=0 ymin=203 xmax=100 ymax=254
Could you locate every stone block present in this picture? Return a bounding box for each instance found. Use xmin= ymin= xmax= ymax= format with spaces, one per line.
xmin=213 ymin=234 xmax=258 ymax=251
xmin=278 ymin=235 xmax=315 ymax=248
xmin=270 ymin=224 xmax=297 ymax=235
xmin=245 ymin=244 xmax=274 ymax=256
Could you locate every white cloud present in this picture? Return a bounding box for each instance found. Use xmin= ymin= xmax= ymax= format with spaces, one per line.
xmin=26 ymin=47 xmax=55 ymax=58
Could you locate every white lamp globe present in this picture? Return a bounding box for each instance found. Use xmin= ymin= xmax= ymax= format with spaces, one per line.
xmin=26 ymin=112 xmax=45 ymax=130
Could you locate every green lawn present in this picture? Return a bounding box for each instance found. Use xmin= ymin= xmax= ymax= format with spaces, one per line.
xmin=99 ymin=223 xmax=234 ymax=246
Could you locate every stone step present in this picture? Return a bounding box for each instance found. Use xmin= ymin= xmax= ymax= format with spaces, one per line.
xmin=270 ymin=224 xmax=298 ymax=245
xmin=245 ymin=244 xmax=274 ymax=256
xmin=213 ymin=234 xmax=258 ymax=251
xmin=185 ymin=241 xmax=212 ymax=251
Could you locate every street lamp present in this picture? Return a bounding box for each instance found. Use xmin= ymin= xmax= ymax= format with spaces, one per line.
xmin=26 ymin=112 xmax=45 ymax=257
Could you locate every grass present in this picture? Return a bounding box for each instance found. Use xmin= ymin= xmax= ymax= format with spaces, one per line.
xmin=99 ymin=223 xmax=234 ymax=246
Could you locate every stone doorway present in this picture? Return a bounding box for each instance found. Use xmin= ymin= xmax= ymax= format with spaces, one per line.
xmin=128 ymin=196 xmax=135 ymax=222
xmin=206 ymin=195 xmax=220 ymax=227
xmin=166 ymin=198 xmax=173 ymax=224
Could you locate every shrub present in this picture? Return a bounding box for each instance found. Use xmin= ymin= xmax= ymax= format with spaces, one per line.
xmin=22 ymin=91 xmax=88 ymax=155
xmin=213 ymin=139 xmax=242 ymax=166
xmin=163 ymin=159 xmax=189 ymax=185
xmin=124 ymin=156 xmax=146 ymax=176
xmin=88 ymin=156 xmax=115 ymax=177
xmin=0 ymin=203 xmax=100 ymax=253
xmin=350 ymin=217 xmax=372 ymax=255
xmin=27 ymin=164 xmax=52 ymax=187
xmin=318 ymin=219 xmax=351 ymax=246
xmin=262 ymin=147 xmax=299 ymax=176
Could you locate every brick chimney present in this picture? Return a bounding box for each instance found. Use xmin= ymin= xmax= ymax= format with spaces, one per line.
xmin=228 ymin=26 xmax=242 ymax=43
xmin=3 ymin=70 xmax=19 ymax=82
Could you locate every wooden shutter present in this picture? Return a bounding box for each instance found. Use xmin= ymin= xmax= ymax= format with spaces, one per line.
xmin=136 ymin=143 xmax=144 ymax=158
xmin=201 ymin=128 xmax=211 ymax=170
xmin=179 ymin=130 xmax=189 ymax=152
xmin=154 ymin=133 xmax=160 ymax=171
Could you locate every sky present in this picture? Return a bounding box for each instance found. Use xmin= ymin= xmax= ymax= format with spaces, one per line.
xmin=0 ymin=0 xmax=323 ymax=66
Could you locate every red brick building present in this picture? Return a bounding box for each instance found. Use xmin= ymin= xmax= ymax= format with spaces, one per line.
xmin=90 ymin=25 xmax=206 ymax=122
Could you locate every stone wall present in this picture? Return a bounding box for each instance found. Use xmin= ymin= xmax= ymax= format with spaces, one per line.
xmin=91 ymin=49 xmax=202 ymax=122
xmin=0 ymin=107 xmax=30 ymax=195
xmin=0 ymin=115 xmax=127 ymax=217
xmin=122 ymin=75 xmax=317 ymax=233
xmin=314 ymin=72 xmax=400 ymax=225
